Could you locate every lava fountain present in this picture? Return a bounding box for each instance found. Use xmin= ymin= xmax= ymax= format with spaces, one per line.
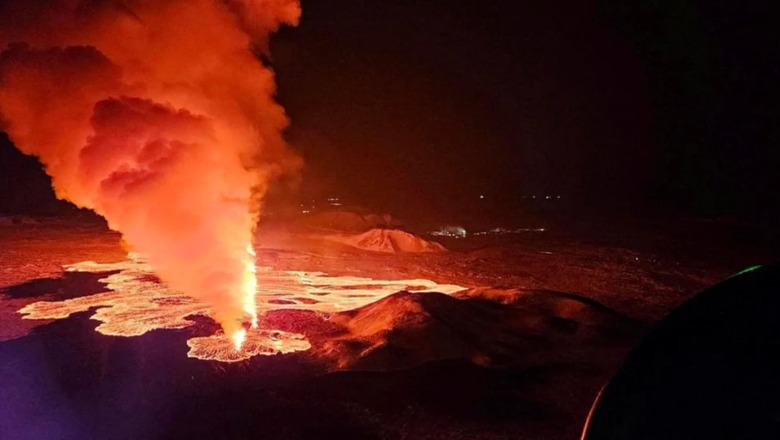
xmin=231 ymin=244 xmax=258 ymax=351
xmin=0 ymin=0 xmax=302 ymax=347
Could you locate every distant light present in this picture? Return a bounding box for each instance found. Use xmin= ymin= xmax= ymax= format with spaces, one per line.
xmin=557 ymin=195 xmax=561 ymax=199
xmin=472 ymin=227 xmax=546 ymax=236
xmin=430 ymin=226 xmax=468 ymax=238
xmin=532 ymin=196 xmax=536 ymax=199
xmin=479 ymin=195 xmax=485 ymax=199
xmin=545 ymin=195 xmax=551 ymax=200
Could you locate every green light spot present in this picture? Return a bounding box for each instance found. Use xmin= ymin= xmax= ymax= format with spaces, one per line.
xmin=730 ymin=265 xmax=762 ymax=278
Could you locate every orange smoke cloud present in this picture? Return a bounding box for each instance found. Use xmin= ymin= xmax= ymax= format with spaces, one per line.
xmin=0 ymin=0 xmax=301 ymax=337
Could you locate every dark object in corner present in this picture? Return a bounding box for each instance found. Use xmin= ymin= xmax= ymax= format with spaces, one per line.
xmin=582 ymin=263 xmax=780 ymax=439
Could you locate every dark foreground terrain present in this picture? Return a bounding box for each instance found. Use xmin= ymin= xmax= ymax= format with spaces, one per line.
xmin=0 ymin=215 xmax=775 ymax=439
xmin=1 ymin=311 xmax=618 ymax=440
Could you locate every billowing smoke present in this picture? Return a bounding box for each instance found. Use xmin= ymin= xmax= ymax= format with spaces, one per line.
xmin=0 ymin=0 xmax=301 ymax=338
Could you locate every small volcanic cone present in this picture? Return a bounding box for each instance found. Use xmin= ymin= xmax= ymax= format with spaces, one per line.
xmin=330 ymin=228 xmax=447 ymax=253
xmin=0 ymin=0 xmax=302 ymax=344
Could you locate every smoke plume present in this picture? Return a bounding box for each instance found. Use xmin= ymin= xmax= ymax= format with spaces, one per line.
xmin=0 ymin=0 xmax=301 ymax=337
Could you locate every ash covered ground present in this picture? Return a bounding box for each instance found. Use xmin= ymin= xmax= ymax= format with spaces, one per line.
xmin=0 ymin=213 xmax=775 ymax=440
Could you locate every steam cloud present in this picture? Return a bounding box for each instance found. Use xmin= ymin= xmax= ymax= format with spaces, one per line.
xmin=0 ymin=0 xmax=302 ymax=336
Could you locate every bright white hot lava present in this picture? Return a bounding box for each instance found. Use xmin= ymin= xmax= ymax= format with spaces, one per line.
xmin=18 ymin=254 xmax=466 ymax=362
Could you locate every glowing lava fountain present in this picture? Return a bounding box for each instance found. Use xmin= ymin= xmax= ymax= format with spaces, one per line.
xmin=0 ymin=0 xmax=304 ymax=350
xmin=236 ymin=243 xmax=259 ymax=351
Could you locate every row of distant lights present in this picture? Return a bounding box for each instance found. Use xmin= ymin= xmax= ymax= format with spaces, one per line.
xmin=523 ymin=195 xmax=561 ymax=200
xmin=478 ymin=195 xmax=562 ymax=200
xmin=472 ymin=227 xmax=546 ymax=236
xmin=431 ymin=227 xmax=546 ymax=238
xmin=300 ymin=197 xmax=342 ymax=214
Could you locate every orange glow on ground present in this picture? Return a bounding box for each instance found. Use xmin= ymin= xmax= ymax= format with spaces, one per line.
xmin=18 ymin=253 xmax=465 ymax=362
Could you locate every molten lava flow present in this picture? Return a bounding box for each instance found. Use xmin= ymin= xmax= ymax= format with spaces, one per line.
xmin=18 ymin=254 xmax=465 ymax=362
xmin=0 ymin=0 xmax=302 ymax=342
xmin=188 ymin=329 xmax=311 ymax=363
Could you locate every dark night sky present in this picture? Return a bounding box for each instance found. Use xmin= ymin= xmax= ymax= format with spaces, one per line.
xmin=273 ymin=0 xmax=658 ymax=219
xmin=1 ymin=0 xmax=778 ymax=224
xmin=271 ymin=0 xmax=778 ymax=221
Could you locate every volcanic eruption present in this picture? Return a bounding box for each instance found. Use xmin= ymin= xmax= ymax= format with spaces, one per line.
xmin=0 ymin=0 xmax=302 ymax=348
